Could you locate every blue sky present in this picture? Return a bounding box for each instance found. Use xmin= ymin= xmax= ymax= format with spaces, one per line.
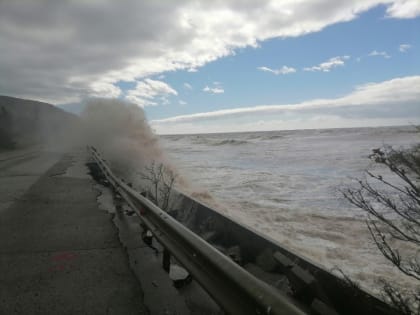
xmin=146 ymin=6 xmax=420 ymax=133
xmin=1 ymin=1 xmax=419 ymax=134
xmin=145 ymin=6 xmax=419 ymax=119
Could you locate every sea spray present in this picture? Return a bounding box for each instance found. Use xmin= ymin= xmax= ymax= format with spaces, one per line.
xmin=81 ymin=99 xmax=168 ymax=178
xmin=80 ymin=98 xmax=216 ymax=207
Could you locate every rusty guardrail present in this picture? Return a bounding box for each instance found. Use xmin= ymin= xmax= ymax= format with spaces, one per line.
xmin=89 ymin=146 xmax=306 ymax=315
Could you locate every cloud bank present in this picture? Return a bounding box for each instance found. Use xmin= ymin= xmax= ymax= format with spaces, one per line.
xmin=151 ymin=76 xmax=420 ymax=134
xmin=0 ymin=0 xmax=419 ymax=104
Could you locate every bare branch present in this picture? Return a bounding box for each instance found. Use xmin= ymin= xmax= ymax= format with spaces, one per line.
xmin=140 ymin=161 xmax=177 ymax=211
xmin=381 ymin=280 xmax=419 ymax=315
xmin=342 ymin=141 xmax=420 ymax=313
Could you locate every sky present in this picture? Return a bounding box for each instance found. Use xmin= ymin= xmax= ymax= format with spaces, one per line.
xmin=0 ymin=0 xmax=419 ymax=134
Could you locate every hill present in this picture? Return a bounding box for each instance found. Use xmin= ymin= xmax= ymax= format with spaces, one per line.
xmin=0 ymin=95 xmax=79 ymax=149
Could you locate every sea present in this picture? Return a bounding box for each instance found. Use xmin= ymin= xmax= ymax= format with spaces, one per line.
xmin=160 ymin=125 xmax=419 ymax=294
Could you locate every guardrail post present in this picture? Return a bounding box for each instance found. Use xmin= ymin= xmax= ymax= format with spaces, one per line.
xmin=162 ymin=248 xmax=171 ymax=273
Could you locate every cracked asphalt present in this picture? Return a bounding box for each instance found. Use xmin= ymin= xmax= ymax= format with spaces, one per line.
xmin=0 ymin=148 xmax=147 ymax=315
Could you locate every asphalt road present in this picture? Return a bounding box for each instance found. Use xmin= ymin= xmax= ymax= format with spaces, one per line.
xmin=0 ymin=147 xmax=221 ymax=315
xmin=0 ymin=148 xmax=147 ymax=314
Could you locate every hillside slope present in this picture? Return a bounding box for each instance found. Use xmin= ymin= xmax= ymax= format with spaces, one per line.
xmin=0 ymin=95 xmax=79 ymax=149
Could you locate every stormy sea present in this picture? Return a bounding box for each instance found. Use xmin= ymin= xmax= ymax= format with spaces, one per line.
xmin=160 ymin=125 xmax=419 ymax=294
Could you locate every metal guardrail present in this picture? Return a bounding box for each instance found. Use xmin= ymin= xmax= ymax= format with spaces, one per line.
xmin=89 ymin=146 xmax=306 ymax=315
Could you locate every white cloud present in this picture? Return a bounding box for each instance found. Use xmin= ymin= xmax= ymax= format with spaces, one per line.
xmin=89 ymin=81 xmax=122 ymax=98
xmin=0 ymin=1 xmax=418 ymax=104
xmin=386 ymin=0 xmax=420 ymax=18
xmin=152 ymin=76 xmax=420 ymax=133
xmin=184 ymin=82 xmax=193 ymax=90
xmin=126 ymin=79 xmax=177 ymax=107
xmin=258 ymin=65 xmax=296 ymax=75
xmin=203 ymin=85 xmax=224 ymax=94
xmin=399 ymin=43 xmax=411 ymax=52
xmin=179 ymin=100 xmax=187 ymax=105
xmin=368 ymin=50 xmax=391 ymax=58
xmin=304 ymin=56 xmax=350 ymax=72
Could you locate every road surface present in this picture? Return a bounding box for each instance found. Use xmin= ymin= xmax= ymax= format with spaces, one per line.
xmin=0 ymin=147 xmax=219 ymax=315
xmin=0 ymin=147 xmax=147 ymax=314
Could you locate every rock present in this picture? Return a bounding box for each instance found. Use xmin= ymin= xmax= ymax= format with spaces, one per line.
xmin=200 ymin=231 xmax=217 ymax=242
xmin=273 ymin=251 xmax=294 ymax=271
xmin=244 ymin=263 xmax=291 ymax=293
xmin=169 ymin=264 xmax=189 ymax=281
xmin=169 ymin=264 xmax=192 ymax=288
xmin=311 ymin=299 xmax=339 ymax=315
xmin=288 ymin=265 xmax=317 ymax=303
xmin=256 ymin=248 xmax=277 ymax=272
xmin=227 ymin=245 xmax=242 ymax=264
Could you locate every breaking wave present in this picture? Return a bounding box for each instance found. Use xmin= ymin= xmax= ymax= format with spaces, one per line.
xmin=79 ymin=98 xmax=213 ymax=200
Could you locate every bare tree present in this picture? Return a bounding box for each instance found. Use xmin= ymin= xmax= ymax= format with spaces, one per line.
xmin=140 ymin=161 xmax=177 ymax=211
xmin=342 ymin=139 xmax=420 ymax=314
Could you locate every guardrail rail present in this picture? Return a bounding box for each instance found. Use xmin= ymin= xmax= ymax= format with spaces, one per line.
xmin=89 ymin=146 xmax=306 ymax=315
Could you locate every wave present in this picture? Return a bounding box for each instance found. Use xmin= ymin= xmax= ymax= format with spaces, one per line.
xmin=165 ymin=136 xmax=183 ymax=141
xmin=212 ymin=139 xmax=249 ymax=146
xmin=263 ymin=134 xmax=284 ymax=140
xmin=243 ymin=133 xmax=284 ymax=141
xmin=191 ymin=136 xmax=249 ymax=146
